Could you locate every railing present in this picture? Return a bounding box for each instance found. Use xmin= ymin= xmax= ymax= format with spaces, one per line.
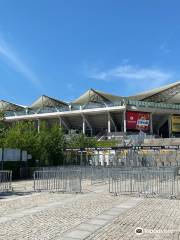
xmin=109 ymin=168 xmax=180 ymax=199
xmin=5 ymin=102 xmax=125 ymax=117
xmin=127 ymin=99 xmax=180 ymax=110
xmin=0 ymin=171 xmax=12 ymax=192
xmin=33 ymin=169 xmax=82 ymax=193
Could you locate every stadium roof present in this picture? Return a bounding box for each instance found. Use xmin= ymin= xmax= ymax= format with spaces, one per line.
xmin=73 ymin=88 xmax=123 ymax=106
xmin=0 ymin=100 xmax=25 ymax=111
xmin=128 ymin=81 xmax=180 ymax=103
xmin=1 ymin=81 xmax=180 ymax=114
xmin=30 ymin=95 xmax=68 ymax=110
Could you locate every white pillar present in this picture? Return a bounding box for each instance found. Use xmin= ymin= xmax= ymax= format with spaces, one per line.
xmin=123 ymin=111 xmax=126 ymax=133
xmin=150 ymin=113 xmax=153 ymax=135
xmin=90 ymin=129 xmax=93 ymax=137
xmin=168 ymin=115 xmax=172 ymax=137
xmin=82 ymin=117 xmax=86 ymax=134
xmin=59 ymin=117 xmax=62 ymax=128
xmin=37 ymin=119 xmax=40 ymax=133
xmin=108 ymin=114 xmax=111 ymax=133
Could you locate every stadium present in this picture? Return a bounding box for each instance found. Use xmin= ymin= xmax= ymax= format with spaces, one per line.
xmin=1 ymin=81 xmax=180 ymax=139
xmin=1 ymin=80 xmax=180 ymax=169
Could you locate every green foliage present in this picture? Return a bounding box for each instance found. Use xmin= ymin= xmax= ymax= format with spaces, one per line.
xmin=0 ymin=111 xmax=8 ymax=146
xmin=2 ymin=120 xmax=66 ymax=166
xmin=3 ymin=121 xmax=38 ymax=157
xmin=36 ymin=123 xmax=66 ymax=166
xmin=96 ymin=140 xmax=118 ymax=147
xmin=68 ymin=133 xmax=97 ymax=148
xmin=0 ymin=116 xmax=118 ymax=167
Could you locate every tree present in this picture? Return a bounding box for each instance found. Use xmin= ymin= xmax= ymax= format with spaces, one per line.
xmin=68 ymin=133 xmax=97 ymax=148
xmin=3 ymin=121 xmax=38 ymax=160
xmin=3 ymin=121 xmax=67 ymax=166
xmin=0 ymin=111 xmax=8 ymax=147
xmin=36 ymin=123 xmax=66 ymax=166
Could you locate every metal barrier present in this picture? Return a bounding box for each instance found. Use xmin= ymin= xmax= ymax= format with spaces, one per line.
xmin=41 ymin=166 xmax=93 ymax=180
xmin=33 ymin=170 xmax=82 ymax=193
xmin=91 ymin=167 xmax=110 ymax=184
xmin=39 ymin=166 xmax=179 ymax=186
xmin=109 ymin=168 xmax=180 ymax=199
xmin=0 ymin=171 xmax=12 ymax=192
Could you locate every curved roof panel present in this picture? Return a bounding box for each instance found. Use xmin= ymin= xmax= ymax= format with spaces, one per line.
xmin=0 ymin=100 xmax=25 ymax=111
xmin=30 ymin=95 xmax=68 ymax=110
xmin=128 ymin=81 xmax=180 ymax=103
xmin=73 ymin=88 xmax=123 ymax=105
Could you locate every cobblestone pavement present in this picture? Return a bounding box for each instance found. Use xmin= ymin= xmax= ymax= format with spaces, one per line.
xmin=0 ymin=181 xmax=129 ymax=240
xmin=87 ymin=197 xmax=180 ymax=240
xmin=0 ymin=180 xmax=180 ymax=240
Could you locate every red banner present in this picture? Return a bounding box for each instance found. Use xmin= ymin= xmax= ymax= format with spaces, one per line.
xmin=126 ymin=111 xmax=150 ymax=131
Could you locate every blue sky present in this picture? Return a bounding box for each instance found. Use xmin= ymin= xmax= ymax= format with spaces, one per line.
xmin=0 ymin=0 xmax=180 ymax=105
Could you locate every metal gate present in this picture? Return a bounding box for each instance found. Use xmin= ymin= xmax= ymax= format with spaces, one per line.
xmin=0 ymin=171 xmax=12 ymax=192
xmin=91 ymin=167 xmax=110 ymax=184
xmin=33 ymin=169 xmax=82 ymax=193
xmin=109 ymin=168 xmax=180 ymax=199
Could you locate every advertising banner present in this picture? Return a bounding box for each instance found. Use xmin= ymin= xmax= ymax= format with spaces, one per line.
xmin=3 ymin=148 xmax=21 ymax=161
xmin=172 ymin=115 xmax=180 ymax=132
xmin=126 ymin=111 xmax=150 ymax=131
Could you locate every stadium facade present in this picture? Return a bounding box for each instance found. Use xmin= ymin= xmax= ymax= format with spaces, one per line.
xmin=2 ymin=81 xmax=180 ymax=138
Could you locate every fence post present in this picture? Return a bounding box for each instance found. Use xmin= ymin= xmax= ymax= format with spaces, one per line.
xmin=130 ymin=172 xmax=132 ymax=194
xmin=33 ymin=172 xmax=36 ymax=191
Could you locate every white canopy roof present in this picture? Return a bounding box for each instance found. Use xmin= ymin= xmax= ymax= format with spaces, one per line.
xmin=0 ymin=100 xmax=25 ymax=111
xmin=128 ymin=81 xmax=180 ymax=103
xmin=73 ymin=88 xmax=123 ymax=105
xmin=30 ymin=95 xmax=68 ymax=110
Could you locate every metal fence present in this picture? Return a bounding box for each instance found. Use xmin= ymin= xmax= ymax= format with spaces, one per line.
xmin=35 ymin=165 xmax=179 ymax=186
xmin=33 ymin=169 xmax=82 ymax=193
xmin=41 ymin=166 xmax=110 ymax=184
xmin=109 ymin=168 xmax=180 ymax=199
xmin=91 ymin=167 xmax=110 ymax=184
xmin=41 ymin=166 xmax=92 ymax=179
xmin=0 ymin=171 xmax=12 ymax=192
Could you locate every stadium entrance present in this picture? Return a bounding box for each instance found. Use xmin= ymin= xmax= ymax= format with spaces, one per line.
xmin=152 ymin=114 xmax=170 ymax=137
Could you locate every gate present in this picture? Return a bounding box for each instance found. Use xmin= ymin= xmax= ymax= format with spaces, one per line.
xmin=0 ymin=171 xmax=12 ymax=192
xmin=91 ymin=167 xmax=110 ymax=184
xmin=33 ymin=169 xmax=82 ymax=193
xmin=109 ymin=168 xmax=180 ymax=199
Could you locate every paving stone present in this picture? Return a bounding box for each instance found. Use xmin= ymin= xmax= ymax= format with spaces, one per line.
xmin=64 ymin=230 xmax=91 ymax=239
xmin=87 ymin=218 xmax=109 ymax=226
xmin=95 ymin=214 xmax=115 ymax=220
xmin=76 ymin=223 xmax=101 ymax=232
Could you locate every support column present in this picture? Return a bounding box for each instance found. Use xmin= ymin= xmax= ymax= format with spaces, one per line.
xmin=82 ymin=116 xmax=86 ymax=134
xmin=81 ymin=114 xmax=93 ymax=136
xmin=59 ymin=117 xmax=70 ymax=131
xmin=168 ymin=115 xmax=172 ymax=138
xmin=37 ymin=119 xmax=40 ymax=133
xmin=123 ymin=111 xmax=126 ymax=133
xmin=59 ymin=117 xmax=62 ymax=128
xmin=150 ymin=113 xmax=153 ymax=135
xmin=108 ymin=112 xmax=117 ymax=132
xmin=108 ymin=114 xmax=111 ymax=133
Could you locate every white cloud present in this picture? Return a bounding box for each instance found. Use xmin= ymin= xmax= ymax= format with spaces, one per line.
xmin=0 ymin=36 xmax=40 ymax=87
xmin=88 ymin=64 xmax=174 ymax=89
